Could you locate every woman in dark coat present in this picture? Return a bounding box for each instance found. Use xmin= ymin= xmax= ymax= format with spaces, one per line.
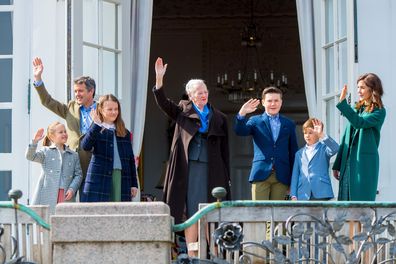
xmin=153 ymin=57 xmax=231 ymax=256
xmin=332 ymin=73 xmax=386 ymax=201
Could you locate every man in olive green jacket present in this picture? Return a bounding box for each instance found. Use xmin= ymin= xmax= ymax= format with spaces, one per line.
xmin=32 ymin=57 xmax=96 ymax=199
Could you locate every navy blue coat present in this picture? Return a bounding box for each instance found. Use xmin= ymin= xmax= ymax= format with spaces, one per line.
xmin=234 ymin=113 xmax=298 ymax=185
xmin=81 ymin=123 xmax=138 ymax=202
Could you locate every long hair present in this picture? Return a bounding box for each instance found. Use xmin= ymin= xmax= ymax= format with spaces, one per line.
xmin=96 ymin=94 xmax=127 ymax=137
xmin=42 ymin=121 xmax=64 ymax=146
xmin=355 ymin=73 xmax=384 ymax=113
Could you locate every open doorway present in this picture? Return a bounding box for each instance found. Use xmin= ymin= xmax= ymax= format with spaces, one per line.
xmin=143 ymin=0 xmax=308 ymax=201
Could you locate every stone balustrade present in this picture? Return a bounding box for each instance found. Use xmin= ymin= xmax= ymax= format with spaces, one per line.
xmin=51 ymin=202 xmax=173 ymax=264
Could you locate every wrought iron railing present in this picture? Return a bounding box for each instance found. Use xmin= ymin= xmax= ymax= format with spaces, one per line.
xmin=0 ymin=190 xmax=51 ymax=264
xmin=172 ymin=187 xmax=396 ymax=264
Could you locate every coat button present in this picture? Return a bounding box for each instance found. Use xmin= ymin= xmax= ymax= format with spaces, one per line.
xmin=110 ymin=144 xmax=113 ymax=147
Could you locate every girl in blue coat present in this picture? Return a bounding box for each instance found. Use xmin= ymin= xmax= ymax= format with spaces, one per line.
xmin=81 ymin=94 xmax=138 ymax=202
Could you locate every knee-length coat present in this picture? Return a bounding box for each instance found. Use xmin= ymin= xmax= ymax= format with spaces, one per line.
xmin=332 ymin=99 xmax=386 ymax=201
xmin=81 ymin=124 xmax=138 ymax=202
xmin=26 ymin=143 xmax=82 ymax=214
xmin=153 ymin=87 xmax=231 ymax=224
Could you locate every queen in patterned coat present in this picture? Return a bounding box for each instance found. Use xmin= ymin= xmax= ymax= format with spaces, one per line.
xmin=26 ymin=122 xmax=82 ymax=214
xmin=333 ymin=73 xmax=386 ymax=201
xmin=81 ymin=94 xmax=138 ymax=202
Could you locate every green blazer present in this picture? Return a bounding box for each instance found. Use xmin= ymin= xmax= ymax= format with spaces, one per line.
xmin=35 ymin=84 xmax=92 ymax=178
xmin=332 ymin=99 xmax=386 ymax=201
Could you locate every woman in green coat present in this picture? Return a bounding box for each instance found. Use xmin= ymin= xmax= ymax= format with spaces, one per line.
xmin=332 ymin=73 xmax=386 ymax=201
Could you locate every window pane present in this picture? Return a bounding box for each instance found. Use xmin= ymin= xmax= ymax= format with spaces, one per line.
xmin=83 ymin=46 xmax=99 ymax=89
xmin=117 ymin=53 xmax=122 ymax=98
xmin=326 ymin=98 xmax=335 ymax=136
xmin=0 ymin=109 xmax=11 ymax=153
xmin=0 ymin=12 xmax=13 ymax=55
xmin=117 ymin=4 xmax=122 ymax=50
xmin=0 ymin=171 xmax=11 ymax=201
xmin=338 ymin=0 xmax=347 ymax=38
xmin=102 ymin=50 xmax=116 ymax=95
xmin=83 ymin=0 xmax=98 ymax=44
xmin=0 ymin=0 xmax=13 ymax=5
xmin=325 ymin=46 xmax=334 ymax=94
xmin=339 ymin=41 xmax=347 ymax=90
xmin=102 ymin=1 xmax=116 ymax=49
xmin=325 ymin=0 xmax=334 ymax=43
xmin=0 ymin=59 xmax=12 ymax=102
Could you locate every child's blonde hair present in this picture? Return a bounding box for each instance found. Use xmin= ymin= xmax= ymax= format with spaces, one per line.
xmin=42 ymin=121 xmax=64 ymax=146
xmin=302 ymin=118 xmax=324 ymax=133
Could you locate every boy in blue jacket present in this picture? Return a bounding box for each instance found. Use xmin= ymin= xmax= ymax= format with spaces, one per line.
xmin=290 ymin=118 xmax=339 ymax=200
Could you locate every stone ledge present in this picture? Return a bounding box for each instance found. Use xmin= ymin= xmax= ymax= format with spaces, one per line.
xmin=53 ymin=242 xmax=171 ymax=264
xmin=51 ymin=214 xmax=173 ymax=242
xmin=55 ymin=202 xmax=170 ymax=215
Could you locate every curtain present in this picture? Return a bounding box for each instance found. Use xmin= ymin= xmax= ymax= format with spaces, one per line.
xmin=296 ymin=0 xmax=317 ymax=116
xmin=124 ymin=0 xmax=153 ymax=201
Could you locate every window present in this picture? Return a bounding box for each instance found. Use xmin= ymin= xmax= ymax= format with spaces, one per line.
xmin=0 ymin=171 xmax=11 ymax=201
xmin=320 ymin=0 xmax=353 ymax=139
xmin=82 ymin=0 xmax=122 ymax=97
xmin=0 ymin=5 xmax=13 ymax=153
xmin=0 ymin=2 xmax=13 ymax=202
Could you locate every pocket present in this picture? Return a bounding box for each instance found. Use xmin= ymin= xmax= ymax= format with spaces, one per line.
xmin=319 ymin=176 xmax=331 ymax=185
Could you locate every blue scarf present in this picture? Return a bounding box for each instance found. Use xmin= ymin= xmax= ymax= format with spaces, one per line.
xmin=192 ymin=103 xmax=210 ymax=133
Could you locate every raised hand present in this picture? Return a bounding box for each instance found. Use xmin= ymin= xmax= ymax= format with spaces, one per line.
xmin=32 ymin=57 xmax=44 ymax=82
xmin=90 ymin=108 xmax=102 ymax=124
xmin=33 ymin=128 xmax=45 ymax=144
xmin=155 ymin=57 xmax=168 ymax=89
xmin=238 ymin=98 xmax=260 ymax=117
xmin=340 ymin=84 xmax=348 ymax=102
xmin=312 ymin=118 xmax=324 ymax=139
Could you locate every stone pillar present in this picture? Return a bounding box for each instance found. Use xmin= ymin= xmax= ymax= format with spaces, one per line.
xmin=51 ymin=202 xmax=173 ymax=264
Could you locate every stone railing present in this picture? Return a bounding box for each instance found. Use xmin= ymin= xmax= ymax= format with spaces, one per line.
xmin=192 ymin=201 xmax=396 ymax=264
xmin=51 ymin=202 xmax=174 ymax=264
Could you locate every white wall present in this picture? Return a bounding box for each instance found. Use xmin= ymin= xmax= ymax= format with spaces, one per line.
xmin=357 ymin=0 xmax=395 ymax=200
xmin=10 ymin=0 xmax=67 ymax=204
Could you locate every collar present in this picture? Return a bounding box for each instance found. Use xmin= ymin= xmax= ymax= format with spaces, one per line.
xmin=264 ymin=112 xmax=280 ymax=120
xmin=80 ymin=102 xmax=97 ymax=111
xmin=101 ymin=122 xmax=116 ymax=130
xmin=192 ymin=103 xmax=209 ymax=115
xmin=49 ymin=144 xmax=73 ymax=153
xmin=305 ymin=141 xmax=319 ymax=150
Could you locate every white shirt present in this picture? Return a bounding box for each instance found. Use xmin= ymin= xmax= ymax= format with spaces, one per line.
xmin=305 ymin=141 xmax=319 ymax=162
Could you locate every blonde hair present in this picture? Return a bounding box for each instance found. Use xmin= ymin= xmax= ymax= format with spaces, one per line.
xmin=42 ymin=121 xmax=64 ymax=146
xmin=96 ymin=94 xmax=127 ymax=137
xmin=302 ymin=118 xmax=324 ymax=133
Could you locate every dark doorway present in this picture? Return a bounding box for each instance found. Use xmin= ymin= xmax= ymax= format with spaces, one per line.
xmin=143 ymin=0 xmax=308 ymax=201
